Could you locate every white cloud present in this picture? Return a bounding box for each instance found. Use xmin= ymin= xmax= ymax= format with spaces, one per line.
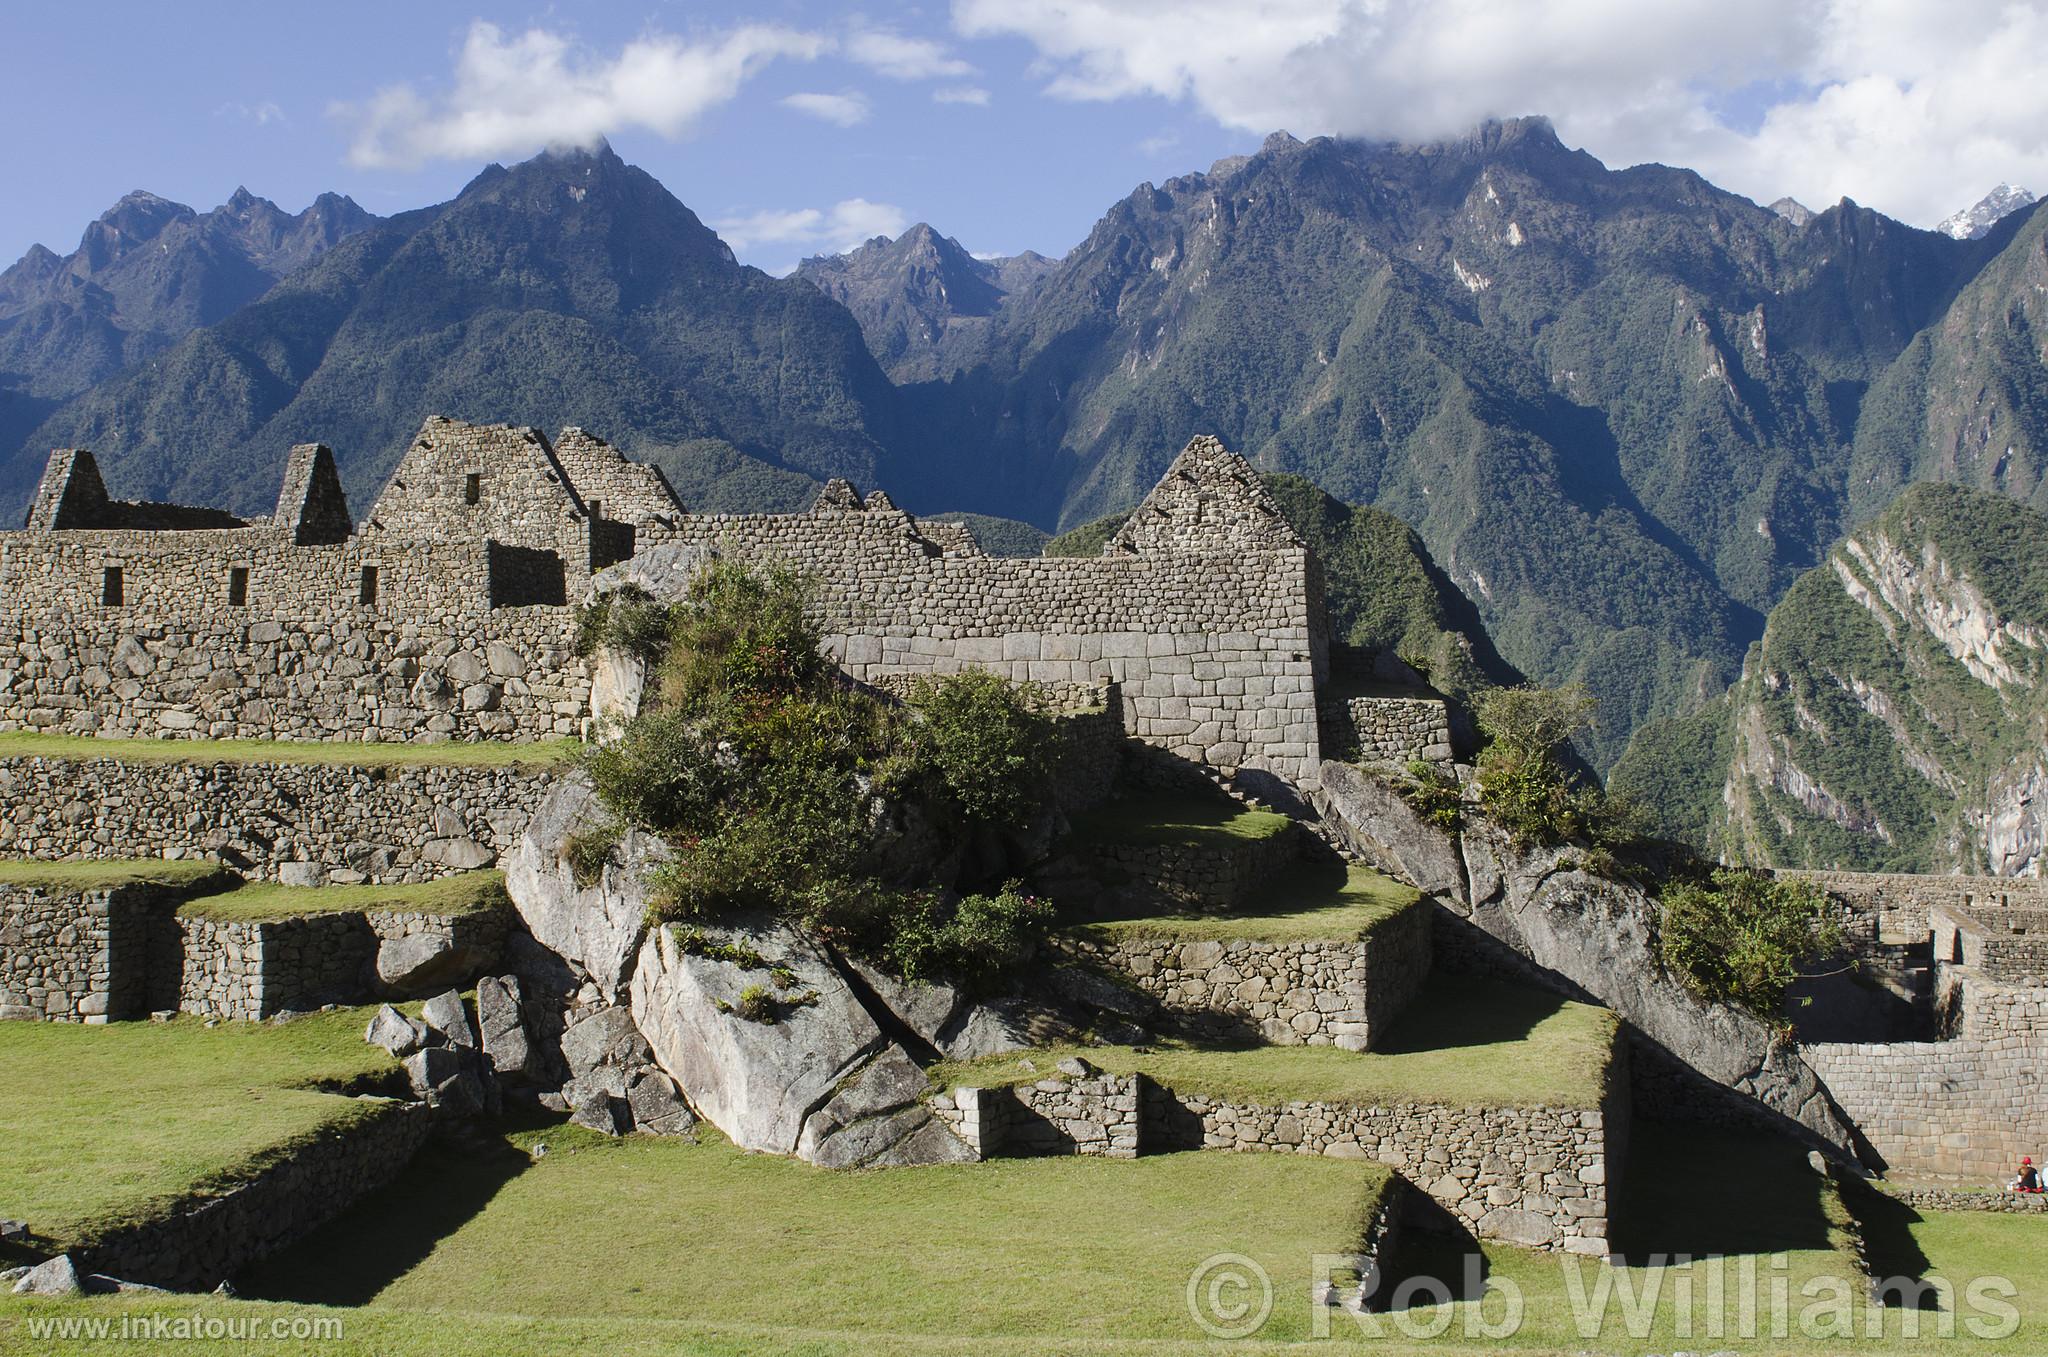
xmin=218 ymin=100 xmax=287 ymax=127
xmin=933 ymin=86 xmax=992 ymax=106
xmin=953 ymin=0 xmax=2048 ymax=227
xmin=339 ymin=20 xmax=827 ymax=169
xmin=712 ymin=197 xmax=911 ymax=268
xmin=782 ymin=91 xmax=872 ymax=126
xmin=846 ymin=29 xmax=976 ymax=80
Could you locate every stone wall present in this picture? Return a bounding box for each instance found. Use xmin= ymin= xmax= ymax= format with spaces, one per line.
xmin=0 ymin=755 xmax=553 ymax=882
xmin=1320 ymin=692 xmax=1453 ymax=765
xmin=1889 ymin=1188 xmax=2048 ymax=1213
xmin=1057 ymin=900 xmax=1431 ymax=1050
xmin=1931 ymin=903 xmax=2048 ymax=982
xmin=642 ymin=437 xmax=1328 ymax=791
xmin=176 ymin=906 xmax=508 ymax=1020
xmin=1082 ymin=822 xmax=1304 ymax=913
xmin=0 ymin=879 xmax=170 ymax=1021
xmin=1152 ymin=1091 xmax=1613 ymax=1253
xmin=1803 ymin=974 xmax=2046 ymax=1180
xmin=74 ymin=1098 xmax=432 ymax=1291
xmin=1785 ymin=870 xmax=2048 ymax=941
xmin=934 ymin=1057 xmax=1619 ymax=1251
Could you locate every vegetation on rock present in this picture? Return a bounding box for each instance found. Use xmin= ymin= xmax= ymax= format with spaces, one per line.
xmin=580 ymin=560 xmax=1056 ymax=987
xmin=1658 ymin=868 xmax=1844 ymax=1022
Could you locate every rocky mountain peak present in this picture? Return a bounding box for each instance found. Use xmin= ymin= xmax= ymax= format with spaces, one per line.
xmin=1936 ymin=183 xmax=2037 ymax=241
xmin=1770 ymin=197 xmax=1816 ymax=228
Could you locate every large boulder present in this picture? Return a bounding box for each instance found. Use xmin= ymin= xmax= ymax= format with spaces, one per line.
xmin=628 ymin=916 xmax=969 ymax=1166
xmin=844 ymin=959 xmax=1037 ymax=1061
xmin=477 ymin=976 xmax=537 ymax=1082
xmin=1316 ymin=759 xmax=1858 ymax=1157
xmin=376 ymin=931 xmax=493 ymax=997
xmin=504 ymin=776 xmax=671 ymax=999
xmin=559 ymin=1004 xmax=651 ymax=1078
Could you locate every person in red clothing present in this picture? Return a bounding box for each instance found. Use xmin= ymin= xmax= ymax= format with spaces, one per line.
xmin=2011 ymin=1157 xmax=2042 ymax=1193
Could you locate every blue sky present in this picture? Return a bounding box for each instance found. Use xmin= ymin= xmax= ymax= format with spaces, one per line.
xmin=4 ymin=2 xmax=2044 ymax=274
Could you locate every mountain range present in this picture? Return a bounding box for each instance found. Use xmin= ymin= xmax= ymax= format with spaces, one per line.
xmin=4 ymin=121 xmax=2045 ymax=789
xmin=1614 ymin=481 xmax=2048 ymax=874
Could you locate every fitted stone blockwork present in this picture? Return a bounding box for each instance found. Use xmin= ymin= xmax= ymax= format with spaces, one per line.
xmin=0 ymin=756 xmax=551 ymax=882
xmin=1319 ymin=692 xmax=1453 ymax=765
xmin=176 ymin=905 xmax=508 ymax=1020
xmin=1056 ymin=900 xmax=1432 ymax=1050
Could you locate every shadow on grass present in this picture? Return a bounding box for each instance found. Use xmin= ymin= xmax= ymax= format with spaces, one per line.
xmin=1836 ymin=1175 xmax=1938 ymax=1309
xmin=1609 ymin=1120 xmax=1838 ymax=1263
xmin=236 ymin=1117 xmax=551 ymax=1305
xmin=1373 ymin=974 xmax=1561 ymax=1054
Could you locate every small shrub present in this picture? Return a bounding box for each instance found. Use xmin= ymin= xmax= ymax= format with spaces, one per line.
xmin=581 ymin=712 xmax=726 ymax=838
xmin=563 ymin=820 xmax=622 ymax=887
xmin=1473 ymin=684 xmax=1632 ymax=849
xmin=660 ymin=560 xmax=829 ymax=715
xmin=1659 ymin=869 xmax=1846 ymax=1022
xmin=1396 ymin=758 xmax=1463 ymax=831
xmin=875 ymin=882 xmax=1055 ymax=991
xmin=906 ymin=671 xmax=1052 ymax=829
xmin=574 ymin=585 xmax=674 ymax=661
xmin=734 ymin=984 xmax=778 ymax=1023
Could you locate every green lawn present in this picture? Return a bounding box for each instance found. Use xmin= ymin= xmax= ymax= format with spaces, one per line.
xmin=934 ymin=974 xmax=1618 ymax=1110
xmin=0 ymin=731 xmax=578 ymax=768
xmin=176 ymin=870 xmax=508 ymax=922
xmin=0 ymin=857 xmax=229 ymax=892
xmin=1068 ymin=860 xmax=1419 ymax=943
xmin=0 ymin=1008 xmax=401 ymax=1249
xmin=236 ymin=1126 xmax=1391 ymax=1346
xmin=1071 ymin=794 xmax=1295 ymax=848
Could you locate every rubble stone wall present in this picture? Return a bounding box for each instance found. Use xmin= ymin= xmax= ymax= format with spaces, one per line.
xmin=0 ymin=755 xmax=554 ymax=882
xmin=0 ymin=880 xmax=165 ymax=1021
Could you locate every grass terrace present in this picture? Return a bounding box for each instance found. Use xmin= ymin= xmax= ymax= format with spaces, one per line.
xmin=0 ymin=1007 xmax=401 ymax=1253
xmin=1070 ymin=793 xmax=1295 ymax=849
xmin=174 ymin=870 xmax=509 ymax=923
xmin=232 ymin=1127 xmax=1394 ymax=1347
xmin=0 ymin=732 xmax=579 ymax=768
xmin=1068 ymin=860 xmax=1420 ymax=944
xmin=935 ymin=974 xmax=1619 ymax=1111
xmin=0 ymin=857 xmax=230 ymax=893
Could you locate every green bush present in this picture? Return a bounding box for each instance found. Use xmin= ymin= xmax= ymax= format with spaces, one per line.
xmin=574 ymin=585 xmax=676 ymax=661
xmin=1474 ymin=684 xmax=1634 ymax=850
xmin=734 ymin=984 xmax=778 ymax=1023
xmin=583 ymin=562 xmax=1057 ymax=991
xmin=1395 ymin=759 xmax=1463 ymax=831
xmin=842 ymin=883 xmax=1055 ymax=993
xmin=563 ymin=821 xmax=622 ymax=887
xmin=907 ymin=671 xmax=1053 ymax=829
xmin=1659 ymin=869 xmax=1845 ymax=1022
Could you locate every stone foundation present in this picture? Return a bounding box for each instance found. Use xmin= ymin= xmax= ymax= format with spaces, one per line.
xmin=1083 ymin=822 xmax=1303 ymax=912
xmin=0 ymin=755 xmax=554 ymax=882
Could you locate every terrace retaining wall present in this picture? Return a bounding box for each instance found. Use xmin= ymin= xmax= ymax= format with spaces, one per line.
xmin=0 ymin=878 xmax=172 ymax=1021
xmin=0 ymin=755 xmax=554 ymax=882
xmin=74 ymin=1098 xmax=432 ymax=1291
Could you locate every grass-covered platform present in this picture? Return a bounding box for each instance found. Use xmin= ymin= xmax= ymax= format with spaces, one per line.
xmin=174 ymin=871 xmax=509 ymax=924
xmin=237 ymin=1126 xmax=1394 ymax=1346
xmin=1070 ymin=794 xmax=1295 ymax=849
xmin=0 ymin=857 xmax=229 ymax=893
xmin=0 ymin=731 xmax=578 ymax=768
xmin=0 ymin=1007 xmax=400 ymax=1252
xmin=934 ymin=974 xmax=1619 ymax=1111
xmin=1067 ymin=859 xmax=1420 ymax=944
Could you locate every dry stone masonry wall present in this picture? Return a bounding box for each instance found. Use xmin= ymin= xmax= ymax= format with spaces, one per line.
xmin=1057 ymin=901 xmax=1431 ymax=1050
xmin=1320 ymin=693 xmax=1453 ymax=765
xmin=643 ymin=436 xmax=1329 ymax=790
xmin=0 ymin=879 xmax=170 ymax=1021
xmin=174 ymin=906 xmax=507 ymax=1020
xmin=0 ymin=755 xmax=551 ymax=882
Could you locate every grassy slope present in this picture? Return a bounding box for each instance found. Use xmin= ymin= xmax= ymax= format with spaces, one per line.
xmin=934 ymin=975 xmax=1618 ymax=1110
xmin=0 ymin=1009 xmax=398 ymax=1247
xmin=0 ymin=858 xmax=229 ymax=892
xmin=1069 ymin=861 xmax=1419 ymax=943
xmin=0 ymin=732 xmax=578 ymax=767
xmin=176 ymin=870 xmax=507 ymax=922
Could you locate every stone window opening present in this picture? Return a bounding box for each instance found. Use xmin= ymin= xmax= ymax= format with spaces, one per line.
xmin=227 ymin=566 xmax=249 ymax=607
xmin=588 ymin=498 xmax=603 ymax=521
xmin=358 ymin=564 xmax=379 ymax=607
xmin=464 ymin=472 xmax=481 ymax=506
xmin=101 ymin=566 xmax=123 ymax=607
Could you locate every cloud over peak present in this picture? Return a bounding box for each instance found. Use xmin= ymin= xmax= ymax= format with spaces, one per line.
xmin=340 ymin=21 xmax=826 ymax=169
